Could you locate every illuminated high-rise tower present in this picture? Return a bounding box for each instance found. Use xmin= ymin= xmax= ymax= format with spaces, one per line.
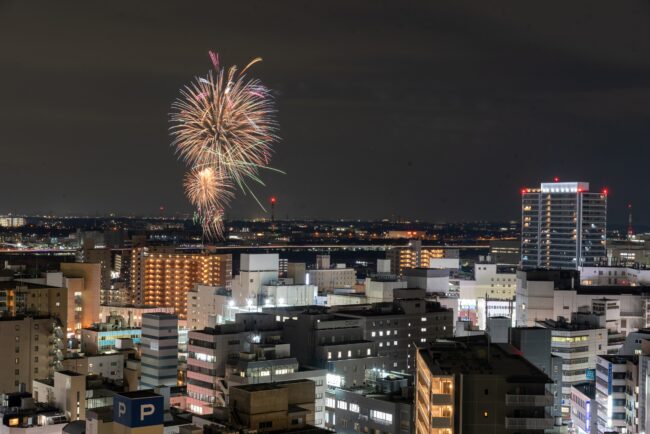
xmin=521 ymin=181 xmax=607 ymax=269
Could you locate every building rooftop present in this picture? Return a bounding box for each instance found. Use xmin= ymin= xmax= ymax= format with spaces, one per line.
xmin=333 ymin=301 xmax=448 ymax=317
xmin=598 ymin=355 xmax=636 ymax=364
xmin=535 ymin=318 xmax=605 ymax=331
xmin=0 ymin=280 xmax=58 ymax=290
xmin=86 ymin=406 xmax=114 ymax=423
xmin=58 ymin=370 xmax=83 ymax=376
xmin=231 ymin=379 xmax=314 ymax=393
xmin=117 ymin=390 xmax=162 ymax=399
xmin=572 ymin=382 xmax=596 ymax=399
xmin=419 ymin=335 xmax=551 ymax=383
xmin=143 ymin=312 xmax=178 ymax=319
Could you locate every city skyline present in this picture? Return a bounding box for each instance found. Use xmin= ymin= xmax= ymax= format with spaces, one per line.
xmin=1 ymin=1 xmax=648 ymax=224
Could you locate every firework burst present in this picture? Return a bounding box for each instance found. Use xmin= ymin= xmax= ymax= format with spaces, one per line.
xmin=171 ymin=51 xmax=280 ymax=240
xmin=184 ymin=167 xmax=234 ymax=212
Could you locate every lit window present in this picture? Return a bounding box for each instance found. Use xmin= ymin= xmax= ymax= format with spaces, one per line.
xmin=328 ymin=352 xmax=332 ymax=360
xmin=349 ymin=403 xmax=360 ymax=413
xmin=337 ymin=400 xmax=347 ymax=410
xmin=326 ymin=397 xmax=335 ymax=408
xmin=370 ymin=410 xmax=393 ymax=423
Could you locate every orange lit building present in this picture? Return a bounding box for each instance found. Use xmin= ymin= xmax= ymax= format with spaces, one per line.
xmin=415 ymin=336 xmax=554 ymax=434
xmin=387 ymin=240 xmax=448 ymax=275
xmin=138 ymin=252 xmax=232 ymax=319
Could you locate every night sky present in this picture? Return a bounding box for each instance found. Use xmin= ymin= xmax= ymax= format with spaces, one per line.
xmin=1 ymin=1 xmax=649 ymax=224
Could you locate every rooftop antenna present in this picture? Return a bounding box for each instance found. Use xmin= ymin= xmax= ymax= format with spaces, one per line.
xmin=627 ymin=203 xmax=634 ymax=238
xmin=270 ymin=196 xmax=276 ymax=223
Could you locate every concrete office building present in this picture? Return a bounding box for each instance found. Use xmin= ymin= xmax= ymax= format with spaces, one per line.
xmin=282 ymin=309 xmax=381 ymax=388
xmin=0 ymin=392 xmax=68 ymax=433
xmin=619 ymin=328 xmax=650 ymax=355
xmin=607 ymin=238 xmax=650 ymax=268
xmin=9 ymin=265 xmax=101 ymax=338
xmin=60 ymin=263 xmax=102 ymax=334
xmin=231 ymin=254 xmax=280 ymax=307
xmin=80 ymin=315 xmax=141 ymax=354
xmin=592 ymin=354 xmax=643 ymax=434
xmin=489 ymin=239 xmax=520 ymax=264
xmin=228 ymin=380 xmax=317 ymax=431
xmin=261 ymin=281 xmax=318 ymax=308
xmin=77 ymin=247 xmax=112 ymax=297
xmin=509 ymin=327 xmax=563 ymax=422
xmin=287 ymin=263 xmax=307 ymax=285
xmin=570 ymin=382 xmax=597 ymax=434
xmin=595 ymin=355 xmax=630 ymax=434
xmin=415 ymin=336 xmax=554 ymax=434
xmin=31 ymin=370 xmax=86 ymax=422
xmin=459 ymin=263 xmax=517 ymax=301
xmin=333 ymin=288 xmax=454 ymax=373
xmin=535 ymin=316 xmax=608 ymax=421
xmin=60 ymin=352 xmax=125 ymax=383
xmin=515 ymin=269 xmax=648 ymax=335
xmin=363 ymin=274 xmax=407 ymax=303
xmin=225 ymin=343 xmax=327 ymax=427
xmin=307 ymin=266 xmax=356 ymax=293
xmin=579 ymin=265 xmax=650 ymax=286
xmin=521 ymin=181 xmax=607 ymax=270
xmin=387 ymin=241 xmax=457 ymax=275
xmin=186 ymin=285 xmax=230 ymax=330
xmin=0 ymin=316 xmax=58 ymax=393
xmin=404 ymin=268 xmax=449 ymax=295
xmin=186 ymin=313 xmax=284 ymax=414
xmin=325 ymin=371 xmax=412 ymax=434
xmin=98 ymin=305 xmax=175 ymax=328
xmin=140 ymin=313 xmax=179 ymax=389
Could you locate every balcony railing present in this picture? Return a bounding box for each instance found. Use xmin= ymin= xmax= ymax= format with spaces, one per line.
xmin=430 ymin=417 xmax=452 ymax=429
xmin=430 ymin=394 xmax=452 ymax=405
xmin=504 ymin=416 xmax=554 ymax=430
xmin=505 ymin=394 xmax=553 ymax=407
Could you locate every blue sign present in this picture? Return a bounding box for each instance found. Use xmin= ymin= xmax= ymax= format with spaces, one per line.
xmin=607 ymin=364 xmax=613 ymax=395
xmin=113 ymin=393 xmax=164 ymax=428
xmin=585 ymin=369 xmax=595 ymax=381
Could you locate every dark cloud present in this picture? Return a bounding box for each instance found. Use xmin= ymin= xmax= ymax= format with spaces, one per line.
xmin=0 ymin=0 xmax=649 ymax=224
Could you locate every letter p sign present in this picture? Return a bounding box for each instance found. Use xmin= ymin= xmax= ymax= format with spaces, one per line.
xmin=118 ymin=402 xmax=126 ymax=418
xmin=113 ymin=394 xmax=163 ymax=427
xmin=140 ymin=404 xmax=155 ymax=421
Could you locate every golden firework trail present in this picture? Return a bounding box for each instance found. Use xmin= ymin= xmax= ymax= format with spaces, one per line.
xmin=171 ymin=51 xmax=281 ymax=240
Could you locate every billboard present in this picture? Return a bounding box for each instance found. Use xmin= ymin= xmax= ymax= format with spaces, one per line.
xmin=113 ymin=393 xmax=164 ymax=428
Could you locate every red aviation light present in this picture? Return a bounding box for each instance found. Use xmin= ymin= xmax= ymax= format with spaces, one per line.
xmin=602 ymin=188 xmax=608 ymax=196
xmin=270 ymin=196 xmax=277 ymax=204
xmin=553 ymin=177 xmax=560 ymax=182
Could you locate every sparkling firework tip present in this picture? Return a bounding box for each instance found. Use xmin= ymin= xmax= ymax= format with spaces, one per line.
xmin=170 ymin=51 xmax=282 ymax=240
